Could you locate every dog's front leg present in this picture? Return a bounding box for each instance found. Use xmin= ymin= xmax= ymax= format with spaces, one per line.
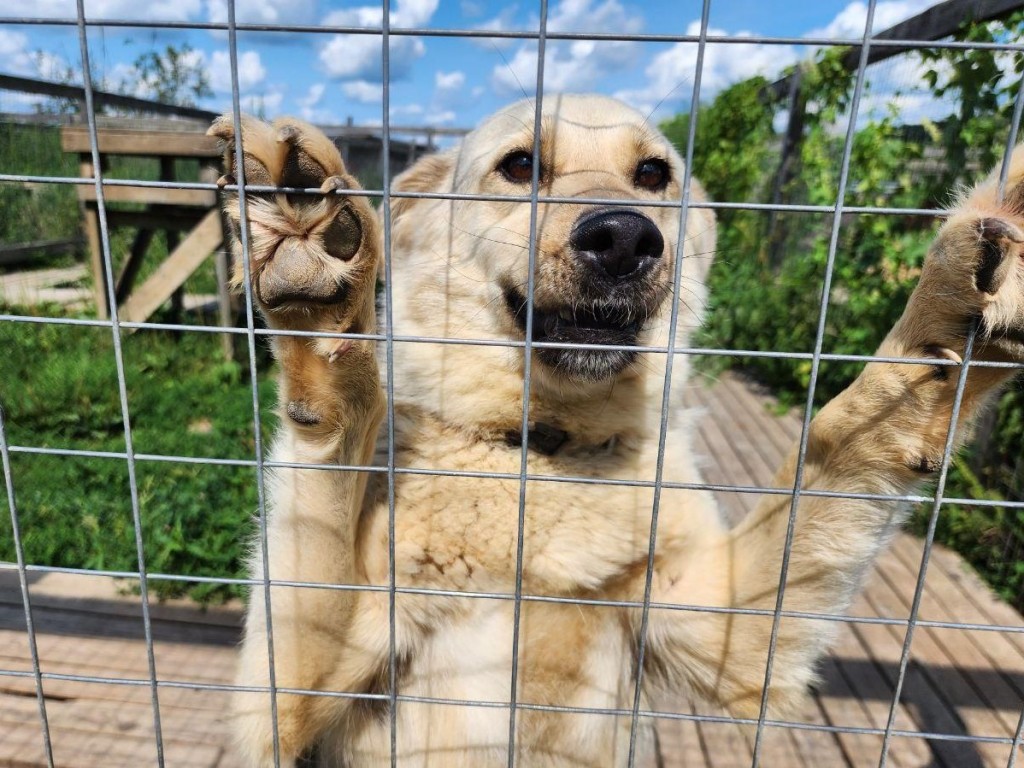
xmin=641 ymin=152 xmax=1024 ymax=718
xmin=210 ymin=115 xmax=386 ymax=766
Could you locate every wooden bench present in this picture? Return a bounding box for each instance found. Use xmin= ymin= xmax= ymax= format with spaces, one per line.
xmin=61 ymin=124 xmax=233 ymax=339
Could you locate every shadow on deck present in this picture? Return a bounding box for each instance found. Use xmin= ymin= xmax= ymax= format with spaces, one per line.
xmin=1 ymin=373 xmax=1021 ymax=767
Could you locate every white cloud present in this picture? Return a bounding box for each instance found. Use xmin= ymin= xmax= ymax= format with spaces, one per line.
xmin=492 ymin=0 xmax=643 ymax=95
xmin=613 ymin=21 xmax=798 ymax=115
xmin=806 ymin=0 xmax=934 ymax=39
xmin=471 ymin=4 xmax=522 ymax=49
xmin=436 ymin=70 xmax=466 ymax=92
xmin=0 ymin=0 xmax=70 ymax=17
xmin=0 ymin=30 xmax=48 ymax=77
xmin=342 ymin=80 xmax=383 ymax=104
xmin=424 ymin=109 xmax=457 ymax=124
xmin=606 ymin=0 xmax=951 ymax=119
xmin=205 ymin=0 xmax=315 ymax=26
xmin=390 ymin=103 xmax=425 ymax=118
xmin=297 ymin=83 xmax=326 ymax=110
xmin=387 ymin=68 xmax=469 ymax=127
xmin=240 ymin=87 xmax=284 ymax=116
xmin=390 ymin=101 xmax=456 ymax=127
xmin=209 ymin=49 xmax=266 ymax=94
xmin=26 ymin=0 xmax=202 ymax=19
xmin=0 ymin=29 xmax=76 ymax=84
xmin=547 ymin=0 xmax=637 ymax=33
xmin=89 ymin=0 xmax=202 ymax=19
xmin=295 ymin=83 xmax=345 ymax=123
xmin=319 ymin=0 xmax=439 ymax=82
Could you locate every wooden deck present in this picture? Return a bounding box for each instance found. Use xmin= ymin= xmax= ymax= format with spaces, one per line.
xmin=1 ymin=372 xmax=1022 ymax=767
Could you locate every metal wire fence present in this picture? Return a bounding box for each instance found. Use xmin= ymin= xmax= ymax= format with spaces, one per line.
xmin=2 ymin=0 xmax=1024 ymax=766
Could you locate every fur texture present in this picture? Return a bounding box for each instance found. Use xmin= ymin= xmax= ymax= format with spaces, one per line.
xmin=209 ymin=96 xmax=1024 ymax=767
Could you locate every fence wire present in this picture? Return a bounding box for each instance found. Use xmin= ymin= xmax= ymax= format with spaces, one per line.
xmin=2 ymin=1 xmax=1024 ymax=767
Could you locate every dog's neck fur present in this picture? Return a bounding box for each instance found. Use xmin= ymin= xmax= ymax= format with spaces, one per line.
xmin=385 ymin=312 xmax=686 ymax=453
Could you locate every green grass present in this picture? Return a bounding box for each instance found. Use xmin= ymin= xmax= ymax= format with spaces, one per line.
xmin=0 ymin=121 xmax=257 ymax=602
xmin=0 ymin=124 xmax=80 ymax=260
xmin=0 ymin=304 xmax=277 ymax=603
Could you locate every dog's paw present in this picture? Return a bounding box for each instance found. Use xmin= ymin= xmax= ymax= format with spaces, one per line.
xmin=904 ymin=151 xmax=1024 ymax=364
xmin=209 ymin=115 xmax=380 ymax=331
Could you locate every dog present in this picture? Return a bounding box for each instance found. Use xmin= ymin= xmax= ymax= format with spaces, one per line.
xmin=209 ymin=94 xmax=1024 ymax=766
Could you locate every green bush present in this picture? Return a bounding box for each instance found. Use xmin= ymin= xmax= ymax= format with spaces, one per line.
xmin=666 ymin=26 xmax=1024 ymax=609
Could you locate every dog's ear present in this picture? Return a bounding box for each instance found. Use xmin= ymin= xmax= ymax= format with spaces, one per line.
xmin=391 ymin=150 xmax=457 ymax=222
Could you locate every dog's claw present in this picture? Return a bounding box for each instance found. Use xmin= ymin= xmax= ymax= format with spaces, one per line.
xmin=979 ymin=216 xmax=1024 ymax=244
xmin=923 ymin=345 xmax=963 ymax=365
xmin=321 ymin=176 xmax=345 ymax=194
xmin=277 ymin=124 xmax=300 ymax=144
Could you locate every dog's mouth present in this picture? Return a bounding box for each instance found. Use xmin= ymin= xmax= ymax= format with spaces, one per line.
xmin=502 ymin=286 xmax=644 ymax=381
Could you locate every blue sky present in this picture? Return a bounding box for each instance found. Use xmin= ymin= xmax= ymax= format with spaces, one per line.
xmin=0 ymin=0 xmax=941 ymax=129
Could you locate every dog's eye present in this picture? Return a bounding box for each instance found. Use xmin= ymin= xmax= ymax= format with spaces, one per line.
xmin=634 ymin=159 xmax=670 ymax=191
xmin=498 ymin=151 xmax=537 ymax=184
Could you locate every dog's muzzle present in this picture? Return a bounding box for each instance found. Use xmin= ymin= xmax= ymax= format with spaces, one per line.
xmin=570 ymin=209 xmax=664 ymax=283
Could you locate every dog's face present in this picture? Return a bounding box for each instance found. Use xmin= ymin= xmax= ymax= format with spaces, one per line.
xmin=391 ymin=94 xmax=711 ymax=390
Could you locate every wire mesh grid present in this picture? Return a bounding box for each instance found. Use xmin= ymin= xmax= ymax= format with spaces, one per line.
xmin=2 ymin=0 xmax=1024 ymax=766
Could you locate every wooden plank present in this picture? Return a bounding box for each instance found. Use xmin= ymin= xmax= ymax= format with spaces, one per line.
xmin=717 ymin=373 xmax=799 ymax=458
xmin=62 ymin=126 xmax=219 ymax=157
xmin=75 ymin=183 xmax=216 ymax=207
xmin=214 ymin=247 xmax=237 ymax=361
xmin=905 ymin=537 xmax=1024 ymax=659
xmin=115 ymin=228 xmax=155 ymax=303
xmin=106 ymin=207 xmax=208 ymax=232
xmin=868 ymin=549 xmax=1015 ymax=764
xmin=846 ymin=616 xmax=968 ymax=767
xmin=0 ymin=238 xmax=83 ymax=267
xmin=78 ymin=158 xmax=108 ymax=319
xmin=782 ymin=706 xmax=849 ymax=768
xmin=4 ymin=74 xmax=216 ymax=122
xmin=698 ymin=380 xmax=780 ymax=487
xmin=840 ymin=0 xmax=1024 ymax=69
xmin=120 ymin=210 xmax=223 ymax=324
xmin=685 ymin=383 xmax=760 ymax=520
xmin=856 ymin=576 xmax=999 ymax=766
xmin=813 ymin=649 xmax=897 ymax=766
xmin=0 ymin=689 xmax=236 ymax=767
xmin=887 ymin=535 xmax=1024 ymax=696
xmin=0 ymin=572 xmax=241 ymax=630
xmin=651 ymin=707 xmax=706 ymax=768
xmin=0 ymin=266 xmax=91 ymax=308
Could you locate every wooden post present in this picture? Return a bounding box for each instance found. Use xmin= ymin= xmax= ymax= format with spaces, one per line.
xmin=120 ymin=209 xmax=223 ymax=324
xmin=162 ymin=157 xmax=184 ymax=326
xmin=79 ymin=157 xmax=109 ymax=318
xmin=214 ymin=247 xmax=235 ymax=362
xmin=114 ymin=228 xmax=155 ymax=304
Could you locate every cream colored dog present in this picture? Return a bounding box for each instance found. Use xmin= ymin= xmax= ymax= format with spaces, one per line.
xmin=210 ymin=95 xmax=1024 ymax=767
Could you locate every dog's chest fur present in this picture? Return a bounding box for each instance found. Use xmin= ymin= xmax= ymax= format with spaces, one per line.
xmin=333 ymin=587 xmax=655 ymax=765
xmin=358 ymin=405 xmax=682 ymax=596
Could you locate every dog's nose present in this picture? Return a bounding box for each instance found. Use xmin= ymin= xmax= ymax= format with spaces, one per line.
xmin=570 ymin=209 xmax=664 ymax=280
